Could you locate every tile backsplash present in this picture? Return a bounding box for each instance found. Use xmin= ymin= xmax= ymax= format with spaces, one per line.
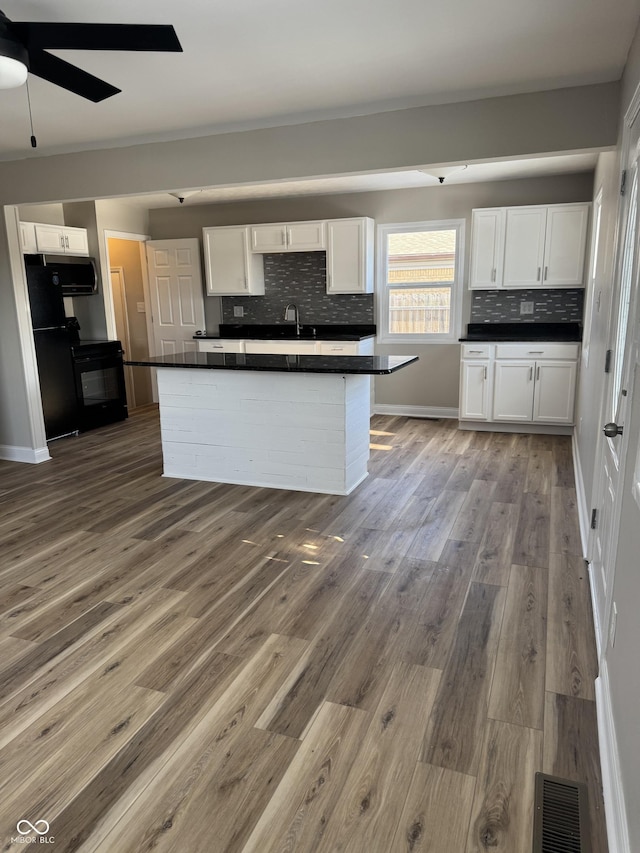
xmin=220 ymin=252 xmax=374 ymax=325
xmin=470 ymin=288 xmax=584 ymax=323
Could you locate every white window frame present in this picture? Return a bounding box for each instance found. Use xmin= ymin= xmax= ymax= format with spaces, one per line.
xmin=376 ymin=219 xmax=465 ymax=344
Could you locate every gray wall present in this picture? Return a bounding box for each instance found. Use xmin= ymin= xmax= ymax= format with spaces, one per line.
xmin=0 ymin=83 xmax=619 ymax=206
xmin=149 ymin=173 xmax=593 ymax=409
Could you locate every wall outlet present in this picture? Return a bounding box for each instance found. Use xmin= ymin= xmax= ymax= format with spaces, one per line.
xmin=520 ymin=301 xmax=534 ymax=315
xmin=233 ymin=306 xmax=244 ymax=318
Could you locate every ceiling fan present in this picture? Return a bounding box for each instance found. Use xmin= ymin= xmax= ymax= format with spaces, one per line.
xmin=0 ymin=8 xmax=182 ymax=102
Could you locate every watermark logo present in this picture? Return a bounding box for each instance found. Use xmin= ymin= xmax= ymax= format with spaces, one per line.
xmin=16 ymin=822 xmax=49 ymax=836
xmin=11 ymin=820 xmax=54 ymax=844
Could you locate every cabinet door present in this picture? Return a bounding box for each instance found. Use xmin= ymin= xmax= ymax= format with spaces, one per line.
xmin=469 ymin=209 xmax=505 ymax=288
xmin=532 ymin=360 xmax=577 ymax=423
xmin=492 ymin=361 xmax=535 ymax=421
xmin=34 ymin=224 xmax=66 ymax=254
xmin=20 ymin=222 xmax=38 ymax=254
xmin=286 ymin=221 xmax=326 ymax=251
xmin=502 ymin=207 xmax=547 ymax=288
xmin=203 ymin=227 xmax=264 ymax=295
xmin=250 ymin=224 xmax=287 ymax=253
xmin=63 ymin=227 xmax=89 ymax=255
xmin=460 ymin=361 xmax=491 ymax=420
xmin=542 ymin=204 xmax=589 ymax=287
xmin=326 ymin=218 xmax=374 ymax=294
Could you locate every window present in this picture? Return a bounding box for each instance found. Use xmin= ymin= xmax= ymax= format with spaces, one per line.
xmin=378 ymin=220 xmax=464 ymax=343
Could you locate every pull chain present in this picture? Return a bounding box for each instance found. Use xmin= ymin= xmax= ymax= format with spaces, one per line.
xmin=26 ymin=80 xmax=37 ymax=148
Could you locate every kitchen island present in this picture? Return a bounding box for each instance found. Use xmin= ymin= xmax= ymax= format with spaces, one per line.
xmin=125 ymin=351 xmax=418 ymax=494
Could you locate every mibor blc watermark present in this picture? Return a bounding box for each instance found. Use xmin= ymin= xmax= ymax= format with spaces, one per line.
xmin=10 ymin=820 xmax=55 ymax=845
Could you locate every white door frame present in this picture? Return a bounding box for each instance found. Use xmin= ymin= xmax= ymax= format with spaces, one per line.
xmin=588 ymin=84 xmax=640 ymax=656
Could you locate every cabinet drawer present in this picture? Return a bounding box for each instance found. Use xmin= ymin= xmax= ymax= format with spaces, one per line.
xmin=461 ymin=344 xmax=492 ymax=359
xmin=244 ymin=340 xmax=318 ymax=355
xmin=318 ymin=342 xmax=359 ymax=355
xmin=197 ymin=340 xmax=245 ymax=353
xmin=495 ymin=343 xmax=579 ymax=360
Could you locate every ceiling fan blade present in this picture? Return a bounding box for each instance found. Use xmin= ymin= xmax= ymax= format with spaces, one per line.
xmin=10 ymin=22 xmax=182 ymax=53
xmin=28 ymin=49 xmax=120 ymax=102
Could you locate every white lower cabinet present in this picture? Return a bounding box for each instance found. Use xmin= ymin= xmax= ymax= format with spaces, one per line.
xmin=460 ymin=342 xmax=579 ymax=429
xmin=492 ymin=361 xmax=536 ymax=422
xmin=459 ymin=360 xmax=492 ymax=420
xmin=532 ymin=360 xmax=578 ymax=423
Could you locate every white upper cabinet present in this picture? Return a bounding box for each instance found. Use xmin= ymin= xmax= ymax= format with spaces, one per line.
xmin=502 ymin=206 xmax=547 ymax=288
xmin=203 ymin=225 xmax=265 ymax=296
xmin=250 ymin=221 xmax=326 ymax=253
xmin=470 ymin=202 xmax=590 ymax=289
xmin=326 ymin=217 xmax=374 ymax=294
xmin=542 ymin=204 xmax=590 ymax=286
xmin=21 ymin=222 xmax=90 ymax=256
xmin=469 ymin=209 xmax=505 ymax=289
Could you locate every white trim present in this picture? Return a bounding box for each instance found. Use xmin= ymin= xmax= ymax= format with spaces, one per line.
xmin=596 ymin=659 xmax=631 ymax=853
xmin=376 ymin=219 xmax=465 ymax=345
xmin=457 ymin=420 xmax=572 ymax=434
xmin=572 ymin=428 xmax=590 ymax=557
xmin=372 ymin=404 xmax=458 ymax=419
xmin=0 ymin=444 xmax=50 ymax=464
xmin=3 ymin=205 xmax=49 ymax=452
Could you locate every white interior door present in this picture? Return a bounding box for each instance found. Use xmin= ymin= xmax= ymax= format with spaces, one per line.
xmin=590 ymin=110 xmax=640 ymax=651
xmin=145 ymin=239 xmax=205 ymax=357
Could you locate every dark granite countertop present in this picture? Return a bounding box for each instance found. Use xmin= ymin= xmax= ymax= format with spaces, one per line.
xmin=460 ymin=322 xmax=582 ymax=342
xmin=125 ymin=352 xmax=416 ymax=375
xmin=194 ymin=323 xmax=376 ymax=341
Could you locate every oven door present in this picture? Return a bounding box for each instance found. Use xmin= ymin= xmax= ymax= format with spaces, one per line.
xmin=73 ymin=353 xmax=128 ymax=430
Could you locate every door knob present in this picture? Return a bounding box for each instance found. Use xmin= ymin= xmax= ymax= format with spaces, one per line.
xmin=603 ymin=422 xmax=624 ymax=437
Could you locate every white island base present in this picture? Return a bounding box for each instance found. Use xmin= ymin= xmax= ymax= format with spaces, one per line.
xmin=157 ymin=368 xmax=371 ymax=495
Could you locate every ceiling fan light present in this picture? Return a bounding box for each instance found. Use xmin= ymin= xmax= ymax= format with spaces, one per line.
xmin=0 ymin=55 xmax=28 ymax=89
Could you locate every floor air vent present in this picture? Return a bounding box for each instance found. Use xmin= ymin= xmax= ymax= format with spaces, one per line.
xmin=533 ymin=773 xmax=591 ymax=853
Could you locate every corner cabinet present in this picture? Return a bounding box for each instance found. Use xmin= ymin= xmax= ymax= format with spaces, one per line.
xmin=20 ymin=221 xmax=89 ymax=256
xmin=202 ymin=226 xmax=265 ymax=296
xmin=326 ymin=217 xmax=374 ymax=294
xmin=459 ymin=342 xmax=579 ymax=432
xmin=469 ymin=202 xmax=590 ymax=289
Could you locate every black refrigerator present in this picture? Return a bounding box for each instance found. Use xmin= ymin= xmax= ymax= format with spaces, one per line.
xmin=26 ymin=265 xmax=79 ymax=440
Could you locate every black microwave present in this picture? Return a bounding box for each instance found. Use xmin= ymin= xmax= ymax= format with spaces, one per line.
xmin=25 ymin=254 xmax=98 ymax=295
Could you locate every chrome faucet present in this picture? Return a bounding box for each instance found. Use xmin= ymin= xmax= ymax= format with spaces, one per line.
xmin=283 ymin=302 xmax=301 ymax=336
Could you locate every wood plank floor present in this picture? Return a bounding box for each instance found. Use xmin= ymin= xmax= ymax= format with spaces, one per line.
xmin=0 ymin=408 xmax=606 ymax=852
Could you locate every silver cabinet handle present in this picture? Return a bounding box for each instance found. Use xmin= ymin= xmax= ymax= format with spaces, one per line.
xmin=60 ymin=234 xmax=65 ymax=249
xmin=283 ymin=229 xmax=288 ymax=246
xmin=483 ymin=366 xmax=487 ymax=380
xmin=528 ymin=351 xmax=544 ymax=354
xmin=244 ymin=277 xmax=248 ymax=290
xmin=491 ymin=268 xmax=496 ymax=282
xmin=544 ymin=266 xmax=548 ymax=280
xmin=529 ymin=366 xmax=533 ymax=381
xmin=469 ymin=350 xmax=483 ymax=354
xmin=537 ymin=267 xmax=541 ymax=281
xmin=536 ymin=365 xmax=540 ymax=380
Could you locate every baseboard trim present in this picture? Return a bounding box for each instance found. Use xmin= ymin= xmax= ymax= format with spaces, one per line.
xmin=596 ymin=659 xmax=631 ymax=853
xmin=0 ymin=444 xmax=51 ymax=464
xmin=457 ymin=420 xmax=572 ymax=434
xmin=372 ymin=404 xmax=458 ymax=419
xmin=571 ymin=429 xmax=590 ymax=558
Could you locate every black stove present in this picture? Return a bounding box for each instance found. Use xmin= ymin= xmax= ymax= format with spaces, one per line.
xmin=71 ymin=339 xmax=128 ymax=431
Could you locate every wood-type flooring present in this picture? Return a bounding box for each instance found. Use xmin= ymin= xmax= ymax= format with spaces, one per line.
xmin=0 ymin=408 xmax=606 ymax=852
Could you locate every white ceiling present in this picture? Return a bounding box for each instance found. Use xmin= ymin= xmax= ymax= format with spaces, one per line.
xmin=1 ymin=0 xmax=639 ymax=163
